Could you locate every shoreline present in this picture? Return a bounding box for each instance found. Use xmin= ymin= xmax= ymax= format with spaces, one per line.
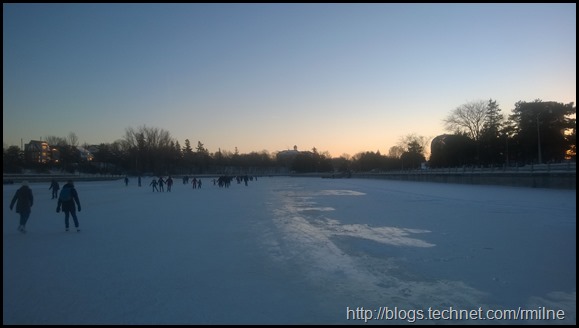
xmin=4 ymin=170 xmax=576 ymax=190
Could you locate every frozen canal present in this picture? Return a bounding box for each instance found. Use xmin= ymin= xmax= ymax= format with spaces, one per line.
xmin=3 ymin=176 xmax=576 ymax=324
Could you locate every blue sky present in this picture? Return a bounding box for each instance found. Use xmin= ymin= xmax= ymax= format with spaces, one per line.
xmin=3 ymin=3 xmax=576 ymax=157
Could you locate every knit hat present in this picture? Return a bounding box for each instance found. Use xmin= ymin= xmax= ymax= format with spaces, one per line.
xmin=22 ymin=180 xmax=29 ymax=186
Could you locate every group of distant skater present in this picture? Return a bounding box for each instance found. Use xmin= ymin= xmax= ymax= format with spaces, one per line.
xmin=148 ymin=176 xmax=175 ymax=192
xmin=128 ymin=174 xmax=257 ymax=191
xmin=143 ymin=175 xmax=257 ymax=192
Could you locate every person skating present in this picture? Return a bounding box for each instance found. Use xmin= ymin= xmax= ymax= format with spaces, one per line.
xmin=9 ymin=180 xmax=34 ymax=233
xmin=150 ymin=178 xmax=158 ymax=192
xmin=56 ymin=180 xmax=82 ymax=232
xmin=49 ymin=179 xmax=60 ymax=199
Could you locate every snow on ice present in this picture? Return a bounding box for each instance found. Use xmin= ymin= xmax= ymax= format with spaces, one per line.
xmin=3 ymin=176 xmax=576 ymax=324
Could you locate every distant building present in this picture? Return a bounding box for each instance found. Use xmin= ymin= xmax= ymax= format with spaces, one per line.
xmin=51 ymin=147 xmax=60 ymax=164
xmin=275 ymin=145 xmax=317 ymax=171
xmin=24 ymin=140 xmax=94 ymax=165
xmin=24 ymin=140 xmax=51 ymax=164
xmin=276 ymin=145 xmax=300 ymax=159
xmin=77 ymin=146 xmax=94 ymax=161
xmin=86 ymin=145 xmax=100 ymax=155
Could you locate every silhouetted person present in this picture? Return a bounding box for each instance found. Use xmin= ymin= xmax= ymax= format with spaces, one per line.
xmin=158 ymin=177 xmax=165 ymax=192
xmin=150 ymin=179 xmax=158 ymax=192
xmin=56 ymin=180 xmax=82 ymax=232
xmin=124 ymin=176 xmax=129 ymax=186
xmin=166 ymin=176 xmax=174 ymax=192
xmin=10 ymin=180 xmax=34 ymax=233
xmin=49 ymin=179 xmax=60 ymax=199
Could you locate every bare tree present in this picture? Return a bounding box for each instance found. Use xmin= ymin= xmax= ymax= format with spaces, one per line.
xmin=396 ymin=133 xmax=432 ymax=159
xmin=443 ymin=100 xmax=488 ymax=142
xmin=68 ymin=132 xmax=79 ymax=147
xmin=319 ymin=150 xmax=332 ymax=159
xmin=122 ymin=125 xmax=175 ymax=173
xmin=123 ymin=125 xmax=172 ymax=150
xmin=388 ymin=145 xmax=405 ymax=159
xmin=45 ymin=136 xmax=67 ymax=146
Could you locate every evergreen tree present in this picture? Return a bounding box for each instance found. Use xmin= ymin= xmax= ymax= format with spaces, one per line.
xmin=480 ymin=99 xmax=504 ymax=165
xmin=509 ymin=100 xmax=575 ymax=163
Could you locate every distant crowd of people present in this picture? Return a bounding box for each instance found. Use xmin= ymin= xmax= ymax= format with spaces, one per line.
xmin=8 ymin=174 xmax=259 ymax=234
xmin=146 ymin=175 xmax=257 ymax=191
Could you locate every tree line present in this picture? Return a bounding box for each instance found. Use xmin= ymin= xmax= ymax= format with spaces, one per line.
xmin=433 ymin=99 xmax=575 ymax=167
xmin=3 ymin=99 xmax=576 ymax=175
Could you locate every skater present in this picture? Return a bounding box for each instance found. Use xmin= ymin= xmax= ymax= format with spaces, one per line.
xmin=124 ymin=176 xmax=129 ymax=186
xmin=56 ymin=180 xmax=82 ymax=232
xmin=9 ymin=180 xmax=34 ymax=233
xmin=49 ymin=179 xmax=60 ymax=199
xmin=166 ymin=176 xmax=173 ymax=192
xmin=138 ymin=176 xmax=142 ymax=187
xmin=150 ymin=178 xmax=159 ymax=192
xmin=158 ymin=176 xmax=165 ymax=192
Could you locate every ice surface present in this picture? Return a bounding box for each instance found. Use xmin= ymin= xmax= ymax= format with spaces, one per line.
xmin=3 ymin=177 xmax=576 ymax=324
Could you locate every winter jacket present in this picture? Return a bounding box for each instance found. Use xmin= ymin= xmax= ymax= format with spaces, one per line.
xmin=10 ymin=186 xmax=34 ymax=214
xmin=57 ymin=183 xmax=81 ymax=212
xmin=49 ymin=181 xmax=60 ymax=191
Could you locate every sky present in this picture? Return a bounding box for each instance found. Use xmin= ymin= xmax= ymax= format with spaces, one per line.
xmin=3 ymin=3 xmax=576 ymax=157
xmin=3 ymin=176 xmax=576 ymax=324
